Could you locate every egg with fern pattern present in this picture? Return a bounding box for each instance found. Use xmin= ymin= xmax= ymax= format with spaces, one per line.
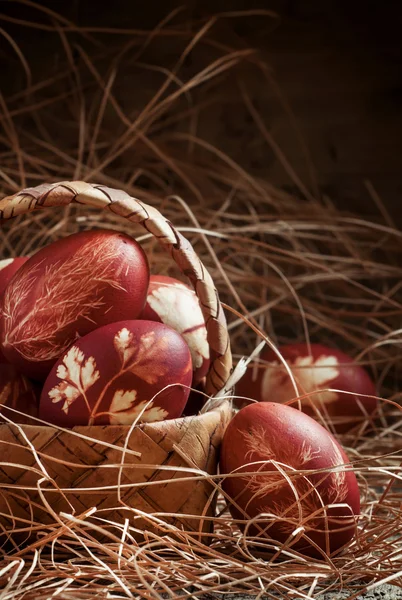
xmin=220 ymin=402 xmax=360 ymax=557
xmin=39 ymin=320 xmax=193 ymax=427
xmin=0 ymin=230 xmax=149 ymax=380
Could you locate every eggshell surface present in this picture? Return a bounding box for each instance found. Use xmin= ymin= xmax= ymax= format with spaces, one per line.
xmin=140 ymin=275 xmax=210 ymax=383
xmin=236 ymin=343 xmax=377 ymax=432
xmin=0 ymin=257 xmax=28 ymax=295
xmin=40 ymin=320 xmax=193 ymax=427
xmin=0 ymin=363 xmax=38 ymax=424
xmin=0 ymin=257 xmax=28 ymax=362
xmin=0 ymin=230 xmax=149 ymax=380
xmin=220 ymin=402 xmax=360 ymax=557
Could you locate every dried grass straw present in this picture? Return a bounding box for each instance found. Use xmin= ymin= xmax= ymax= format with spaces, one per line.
xmin=0 ymin=3 xmax=402 ymax=598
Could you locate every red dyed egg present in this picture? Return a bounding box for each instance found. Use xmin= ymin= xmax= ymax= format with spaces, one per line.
xmin=0 ymin=257 xmax=28 ymax=294
xmin=39 ymin=320 xmax=193 ymax=427
xmin=236 ymin=343 xmax=377 ymax=432
xmin=0 ymin=257 xmax=28 ymax=363
xmin=0 ymin=363 xmax=38 ymax=424
xmin=220 ymin=402 xmax=360 ymax=557
xmin=140 ymin=275 xmax=210 ymax=384
xmin=1 ymin=230 xmax=149 ymax=380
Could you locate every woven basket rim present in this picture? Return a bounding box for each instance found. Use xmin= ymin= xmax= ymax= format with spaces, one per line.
xmin=1 ymin=398 xmax=232 ymax=431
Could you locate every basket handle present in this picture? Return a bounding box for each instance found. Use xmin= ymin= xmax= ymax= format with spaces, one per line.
xmin=0 ymin=181 xmax=232 ymax=395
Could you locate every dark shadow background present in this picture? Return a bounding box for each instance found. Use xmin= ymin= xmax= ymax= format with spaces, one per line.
xmin=1 ymin=0 xmax=401 ymax=218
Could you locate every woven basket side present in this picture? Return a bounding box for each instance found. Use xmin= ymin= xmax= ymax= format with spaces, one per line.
xmin=0 ymin=401 xmax=231 ymax=541
xmin=0 ymin=182 xmax=232 ymax=395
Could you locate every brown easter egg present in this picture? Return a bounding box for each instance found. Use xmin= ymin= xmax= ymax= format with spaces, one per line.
xmin=39 ymin=320 xmax=193 ymax=427
xmin=220 ymin=402 xmax=360 ymax=557
xmin=236 ymin=343 xmax=377 ymax=432
xmin=140 ymin=275 xmax=210 ymax=384
xmin=0 ymin=363 xmax=38 ymax=424
xmin=1 ymin=230 xmax=149 ymax=380
xmin=0 ymin=257 xmax=28 ymax=363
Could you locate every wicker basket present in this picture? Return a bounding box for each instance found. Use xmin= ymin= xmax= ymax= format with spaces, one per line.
xmin=0 ymin=182 xmax=232 ymax=544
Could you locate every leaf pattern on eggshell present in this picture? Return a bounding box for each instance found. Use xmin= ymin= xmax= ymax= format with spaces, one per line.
xmin=114 ymin=327 xmax=171 ymax=384
xmin=261 ymin=354 xmax=340 ymax=406
xmin=240 ymin=424 xmax=349 ymax=534
xmin=147 ymin=282 xmax=209 ymax=369
xmin=0 ymin=258 xmax=14 ymax=271
xmin=109 ymin=390 xmax=168 ymax=424
xmin=48 ymin=328 xmax=177 ymax=423
xmin=327 ymin=437 xmax=349 ymax=505
xmin=48 ymin=345 xmax=100 ymax=414
xmin=2 ymin=236 xmax=127 ymax=362
xmin=114 ymin=327 xmax=136 ymax=366
xmin=242 ymin=425 xmax=321 ymax=500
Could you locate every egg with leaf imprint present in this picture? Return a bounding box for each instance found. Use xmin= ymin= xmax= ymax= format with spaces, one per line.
xmin=0 ymin=363 xmax=38 ymax=424
xmin=39 ymin=320 xmax=193 ymax=427
xmin=140 ymin=275 xmax=210 ymax=384
xmin=0 ymin=230 xmax=149 ymax=381
xmin=236 ymin=343 xmax=377 ymax=432
xmin=220 ymin=402 xmax=360 ymax=558
xmin=0 ymin=257 xmax=28 ymax=363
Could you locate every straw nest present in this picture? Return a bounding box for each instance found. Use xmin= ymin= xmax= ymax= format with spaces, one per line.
xmin=0 ymin=5 xmax=401 ymax=599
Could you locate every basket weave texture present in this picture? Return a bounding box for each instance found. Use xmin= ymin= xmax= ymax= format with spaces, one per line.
xmin=0 ymin=181 xmax=233 ymax=542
